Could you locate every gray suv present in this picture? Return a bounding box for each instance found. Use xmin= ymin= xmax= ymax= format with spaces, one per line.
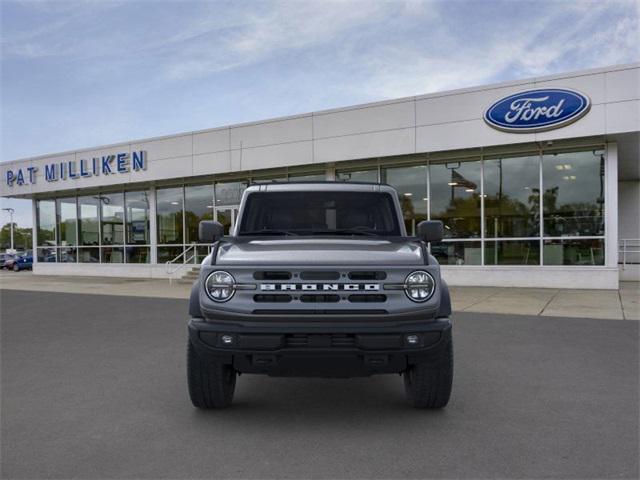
xmin=188 ymin=182 xmax=453 ymax=408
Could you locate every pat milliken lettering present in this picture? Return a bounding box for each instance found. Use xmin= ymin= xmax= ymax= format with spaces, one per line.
xmin=260 ymin=283 xmax=380 ymax=291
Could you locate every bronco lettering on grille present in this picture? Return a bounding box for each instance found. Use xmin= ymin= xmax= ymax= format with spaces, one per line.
xmin=260 ymin=283 xmax=380 ymax=291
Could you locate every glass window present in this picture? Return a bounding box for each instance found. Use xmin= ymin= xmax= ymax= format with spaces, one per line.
xmin=542 ymin=150 xmax=605 ymax=237
xmin=215 ymin=181 xmax=247 ymax=206
xmin=156 ymin=187 xmax=183 ymax=244
xmin=485 ymin=240 xmax=540 ymax=265
xmin=383 ymin=165 xmax=428 ymax=236
xmin=430 ymin=160 xmax=481 ymax=239
xmin=77 ymin=196 xmax=100 ymax=246
xmin=56 ymin=198 xmax=77 ymax=246
xmin=125 ymin=191 xmax=150 ymax=245
xmin=58 ymin=246 xmax=76 ymax=263
xmin=185 ymin=184 xmax=214 ymax=244
xmin=158 ymin=246 xmax=183 ymax=264
xmin=100 ymin=193 xmax=124 ymax=245
xmin=101 ymin=246 xmax=124 ymax=263
xmin=543 ymin=238 xmax=604 ymax=265
xmin=288 ymin=172 xmax=326 ymax=182
xmin=238 ymin=192 xmax=401 ymax=236
xmin=125 ymin=246 xmax=150 ymax=264
xmin=78 ymin=247 xmax=99 ymax=263
xmin=484 ymin=155 xmax=540 ymax=238
xmin=252 ymin=175 xmax=287 ymax=184
xmin=37 ymin=246 xmax=56 ymax=262
xmin=336 ymin=169 xmax=379 ymax=183
xmin=431 ymin=241 xmax=482 ymax=265
xmin=36 ymin=200 xmax=56 ymax=246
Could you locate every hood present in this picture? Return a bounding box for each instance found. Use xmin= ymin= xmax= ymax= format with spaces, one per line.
xmin=216 ymin=237 xmax=424 ymax=266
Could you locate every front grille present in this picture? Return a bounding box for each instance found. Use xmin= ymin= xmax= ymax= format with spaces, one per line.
xmin=252 ymin=309 xmax=388 ymax=315
xmin=348 ymin=294 xmax=387 ymax=303
xmin=348 ymin=271 xmax=387 ymax=280
xmin=300 ymin=271 xmax=340 ymax=280
xmin=253 ymin=271 xmax=291 ymax=280
xmin=300 ymin=294 xmax=340 ymax=303
xmin=284 ymin=334 xmax=356 ymax=348
xmin=254 ymin=294 xmax=292 ymax=303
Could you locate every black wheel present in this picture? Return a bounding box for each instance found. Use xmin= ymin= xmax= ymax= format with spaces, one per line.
xmin=404 ymin=338 xmax=453 ymax=408
xmin=12 ymin=264 xmax=19 ymax=272
xmin=187 ymin=340 xmax=236 ymax=408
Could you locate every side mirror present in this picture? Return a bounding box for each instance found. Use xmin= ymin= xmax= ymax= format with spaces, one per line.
xmin=416 ymin=220 xmax=443 ymax=243
xmin=199 ymin=221 xmax=225 ymax=243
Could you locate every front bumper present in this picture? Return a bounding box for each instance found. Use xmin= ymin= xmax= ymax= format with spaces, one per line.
xmin=188 ymin=317 xmax=452 ymax=377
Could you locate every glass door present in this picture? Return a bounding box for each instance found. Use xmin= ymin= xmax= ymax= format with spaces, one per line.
xmin=215 ymin=206 xmax=239 ymax=235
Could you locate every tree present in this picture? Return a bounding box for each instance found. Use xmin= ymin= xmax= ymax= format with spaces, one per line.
xmin=0 ymin=223 xmax=32 ymax=251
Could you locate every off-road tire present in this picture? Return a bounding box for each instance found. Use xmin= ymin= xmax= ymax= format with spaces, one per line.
xmin=187 ymin=340 xmax=236 ymax=408
xmin=404 ymin=337 xmax=453 ymax=408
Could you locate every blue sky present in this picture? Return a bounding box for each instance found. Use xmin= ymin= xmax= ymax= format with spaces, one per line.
xmin=1 ymin=0 xmax=639 ymax=228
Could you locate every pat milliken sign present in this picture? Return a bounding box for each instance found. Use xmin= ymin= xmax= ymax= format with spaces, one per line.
xmin=5 ymin=151 xmax=147 ymax=187
xmin=484 ymin=88 xmax=591 ymax=133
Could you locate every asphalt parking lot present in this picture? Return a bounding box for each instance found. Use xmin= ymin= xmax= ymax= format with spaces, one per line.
xmin=1 ymin=289 xmax=638 ymax=479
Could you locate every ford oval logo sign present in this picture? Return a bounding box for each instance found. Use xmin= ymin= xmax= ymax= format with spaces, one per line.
xmin=484 ymin=88 xmax=591 ymax=133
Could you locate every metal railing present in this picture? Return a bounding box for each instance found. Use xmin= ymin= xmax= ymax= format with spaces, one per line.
xmin=166 ymin=244 xmax=199 ymax=284
xmin=619 ymin=238 xmax=640 ymax=269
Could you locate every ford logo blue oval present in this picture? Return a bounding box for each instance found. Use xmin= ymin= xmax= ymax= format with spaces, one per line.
xmin=484 ymin=88 xmax=591 ymax=133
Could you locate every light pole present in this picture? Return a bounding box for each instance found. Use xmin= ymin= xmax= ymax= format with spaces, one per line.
xmin=2 ymin=207 xmax=15 ymax=251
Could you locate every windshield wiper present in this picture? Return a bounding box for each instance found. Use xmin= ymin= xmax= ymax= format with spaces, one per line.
xmin=312 ymin=229 xmax=379 ymax=237
xmin=240 ymin=229 xmax=299 ymax=236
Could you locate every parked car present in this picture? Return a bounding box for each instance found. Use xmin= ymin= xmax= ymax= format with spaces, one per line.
xmin=12 ymin=252 xmax=33 ymax=271
xmin=2 ymin=254 xmax=17 ymax=270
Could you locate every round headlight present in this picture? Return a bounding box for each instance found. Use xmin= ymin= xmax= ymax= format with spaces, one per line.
xmin=205 ymin=271 xmax=236 ymax=302
xmin=404 ymin=270 xmax=435 ymax=302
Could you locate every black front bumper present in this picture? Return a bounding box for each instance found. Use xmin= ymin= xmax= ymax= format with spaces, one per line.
xmin=188 ymin=317 xmax=452 ymax=377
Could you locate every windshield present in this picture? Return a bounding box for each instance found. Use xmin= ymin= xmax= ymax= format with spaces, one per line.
xmin=238 ymin=191 xmax=401 ymax=236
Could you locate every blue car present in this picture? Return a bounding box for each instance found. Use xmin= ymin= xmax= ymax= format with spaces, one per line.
xmin=13 ymin=252 xmax=33 ymax=271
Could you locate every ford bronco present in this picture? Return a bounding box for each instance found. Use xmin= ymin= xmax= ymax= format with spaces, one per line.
xmin=187 ymin=182 xmax=453 ymax=408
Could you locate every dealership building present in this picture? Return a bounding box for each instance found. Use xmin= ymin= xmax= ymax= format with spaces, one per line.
xmin=1 ymin=63 xmax=638 ymax=289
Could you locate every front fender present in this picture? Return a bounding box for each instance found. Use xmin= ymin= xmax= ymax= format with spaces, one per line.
xmin=437 ymin=279 xmax=451 ymax=318
xmin=189 ymin=281 xmax=203 ymax=318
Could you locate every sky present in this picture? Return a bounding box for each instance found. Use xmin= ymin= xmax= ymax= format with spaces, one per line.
xmin=1 ymin=0 xmax=639 ymax=228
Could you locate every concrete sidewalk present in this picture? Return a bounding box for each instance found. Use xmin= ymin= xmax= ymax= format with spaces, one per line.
xmin=1 ymin=271 xmax=638 ymax=320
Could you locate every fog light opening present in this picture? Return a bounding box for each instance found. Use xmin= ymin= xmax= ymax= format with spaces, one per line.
xmin=221 ymin=334 xmax=234 ymax=345
xmin=406 ymin=334 xmax=420 ymax=346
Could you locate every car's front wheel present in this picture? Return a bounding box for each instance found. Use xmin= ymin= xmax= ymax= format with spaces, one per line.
xmin=187 ymin=340 xmax=236 ymax=408
xmin=12 ymin=264 xmax=19 ymax=272
xmin=404 ymin=337 xmax=453 ymax=408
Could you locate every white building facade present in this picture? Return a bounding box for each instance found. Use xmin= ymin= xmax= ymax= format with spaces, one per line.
xmin=2 ymin=63 xmax=639 ymax=289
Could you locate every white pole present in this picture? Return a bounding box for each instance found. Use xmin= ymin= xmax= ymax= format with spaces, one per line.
xmin=2 ymin=207 xmax=15 ymax=251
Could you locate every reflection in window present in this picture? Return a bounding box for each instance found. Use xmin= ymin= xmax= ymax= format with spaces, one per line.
xmin=543 ymin=239 xmax=604 ymax=265
xmin=56 ymin=198 xmax=77 ymax=246
xmin=485 ymin=240 xmax=540 ymax=265
xmin=157 ymin=187 xmax=183 ymax=244
xmin=125 ymin=191 xmax=150 ymax=245
xmin=185 ymin=184 xmax=214 ymax=243
xmin=215 ymin=181 xmax=247 ymax=206
xmin=100 ymin=193 xmax=124 ymax=245
xmin=431 ymin=241 xmax=481 ymax=265
xmin=37 ymin=200 xmax=56 ymax=246
xmin=542 ymin=150 xmax=605 ymax=237
xmin=37 ymin=246 xmax=56 ymax=262
xmin=288 ymin=172 xmax=326 ymax=182
xmin=336 ymin=169 xmax=379 ymax=183
xmin=78 ymin=247 xmax=99 ymax=263
xmin=78 ymin=196 xmax=100 ymax=246
xmin=157 ymin=246 xmax=183 ymax=264
xmin=484 ymin=156 xmax=540 ymax=238
xmin=101 ymin=246 xmax=124 ymax=263
xmin=383 ymin=165 xmax=428 ymax=235
xmin=430 ymin=160 xmax=481 ymax=238
xmin=126 ymin=246 xmax=150 ymax=263
xmin=58 ymin=246 xmax=76 ymax=263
